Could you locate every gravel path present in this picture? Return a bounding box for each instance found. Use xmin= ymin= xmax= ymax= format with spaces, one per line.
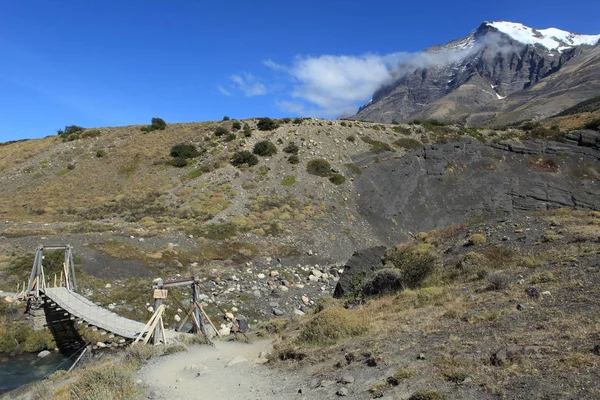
xmin=138 ymin=340 xmax=304 ymax=400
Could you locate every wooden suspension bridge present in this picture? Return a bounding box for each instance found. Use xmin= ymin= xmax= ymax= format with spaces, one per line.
xmin=20 ymin=245 xmax=215 ymax=353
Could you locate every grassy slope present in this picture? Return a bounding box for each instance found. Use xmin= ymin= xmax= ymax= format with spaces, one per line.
xmin=267 ymin=209 xmax=600 ymax=399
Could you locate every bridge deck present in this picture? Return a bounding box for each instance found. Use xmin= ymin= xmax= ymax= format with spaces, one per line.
xmin=44 ymin=287 xmax=147 ymax=339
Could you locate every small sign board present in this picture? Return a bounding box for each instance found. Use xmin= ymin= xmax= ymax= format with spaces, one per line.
xmin=153 ymin=289 xmax=168 ymax=299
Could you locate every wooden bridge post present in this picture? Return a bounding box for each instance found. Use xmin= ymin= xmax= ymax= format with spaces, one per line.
xmin=152 ymin=279 xmax=167 ymax=345
xmin=26 ymin=246 xmax=44 ymax=298
xmin=191 ymin=279 xmax=206 ymax=335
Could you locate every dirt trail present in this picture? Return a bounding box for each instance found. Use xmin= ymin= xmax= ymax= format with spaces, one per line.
xmin=137 ymin=340 xmax=304 ymax=400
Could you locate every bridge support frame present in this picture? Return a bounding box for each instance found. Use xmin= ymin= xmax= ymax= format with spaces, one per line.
xmin=26 ymin=245 xmax=77 ymax=298
xmin=151 ymin=276 xmax=208 ymax=345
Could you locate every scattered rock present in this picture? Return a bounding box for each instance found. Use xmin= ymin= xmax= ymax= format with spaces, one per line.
xmin=337 ymin=387 xmax=349 ymax=396
xmin=333 ymin=246 xmax=386 ymax=298
xmin=96 ymin=342 xmax=107 ymax=348
xmin=526 ymin=287 xmax=540 ymax=298
xmin=272 ymin=308 xmax=285 ymax=316
xmin=184 ymin=364 xmax=209 ymax=371
xmin=492 ymin=345 xmax=522 ymax=366
xmin=257 ymin=273 xmax=266 ymax=279
xmin=37 ymin=350 xmax=50 ymax=358
xmin=462 ymin=377 xmax=473 ymax=385
xmin=340 ymin=375 xmax=355 ymax=384
xmin=320 ymin=380 xmax=336 ymax=387
xmin=270 ymin=271 xmax=279 ymax=277
xmin=226 ymin=356 xmax=248 ymax=367
xmin=417 ymin=353 xmax=426 ymax=360
xmin=104 ymin=283 xmax=111 ymax=289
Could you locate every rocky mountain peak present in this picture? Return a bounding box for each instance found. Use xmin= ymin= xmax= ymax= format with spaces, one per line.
xmin=354 ymin=21 xmax=600 ymax=125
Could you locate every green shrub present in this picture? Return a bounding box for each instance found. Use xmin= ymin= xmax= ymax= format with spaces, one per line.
xmin=344 ymin=163 xmax=361 ymax=175
xmin=288 ymin=155 xmax=299 ymax=164
xmin=282 ymin=117 xmax=292 ymax=123
xmin=151 ymin=118 xmax=167 ymax=129
xmin=257 ymin=117 xmax=279 ymax=131
xmin=361 ymin=136 xmax=394 ymax=153
xmin=243 ymin=124 xmax=252 ymax=137
xmin=486 ymin=272 xmax=511 ymax=290
xmin=329 ymin=173 xmax=346 ymax=185
xmin=297 ymin=307 xmax=367 ymax=345
xmin=22 ymin=330 xmax=56 ymax=353
xmin=57 ymin=125 xmax=85 ymax=136
xmin=394 ymin=138 xmax=423 ymax=150
xmin=384 ymin=245 xmax=439 ymax=289
xmin=222 ymin=116 xmax=230 ymax=121
xmin=306 ymin=159 xmax=331 ymax=176
xmin=214 ymin=126 xmax=229 ymax=137
xmin=346 ymin=135 xmax=356 ymax=143
xmin=253 ymin=140 xmax=277 ymax=156
xmin=95 ymin=150 xmax=107 ymax=158
xmin=231 ymin=150 xmax=258 ymax=167
xmin=231 ymin=121 xmax=242 ymax=131
xmin=140 ymin=117 xmax=167 ymax=132
xmin=198 ymin=222 xmax=238 ymax=240
xmin=293 ymin=118 xmax=303 ymax=125
xmin=467 ymin=233 xmax=486 ymax=246
xmin=169 ymin=157 xmax=188 ymax=168
xmin=283 ymin=142 xmax=299 ymax=154
xmin=409 ymin=390 xmax=446 ymax=400
xmin=281 ymin=175 xmax=296 ymax=186
xmin=170 ymin=143 xmax=199 ymax=159
xmin=225 ymin=133 xmax=236 ymax=142
xmin=543 ymin=230 xmax=563 ymax=242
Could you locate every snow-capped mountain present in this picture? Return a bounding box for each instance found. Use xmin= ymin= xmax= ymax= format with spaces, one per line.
xmin=354 ymin=21 xmax=600 ymax=125
xmin=486 ymin=21 xmax=600 ymax=51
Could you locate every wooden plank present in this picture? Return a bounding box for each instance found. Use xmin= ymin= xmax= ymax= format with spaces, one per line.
xmin=196 ymin=301 xmax=221 ymax=338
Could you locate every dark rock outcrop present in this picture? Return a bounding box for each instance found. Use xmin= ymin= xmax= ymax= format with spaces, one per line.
xmin=333 ymin=246 xmax=386 ymax=298
xmin=354 ymin=137 xmax=600 ymax=244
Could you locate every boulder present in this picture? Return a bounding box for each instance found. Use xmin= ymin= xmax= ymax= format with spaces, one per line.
xmin=37 ymin=350 xmax=51 ymax=358
xmin=333 ymin=246 xmax=387 ymax=298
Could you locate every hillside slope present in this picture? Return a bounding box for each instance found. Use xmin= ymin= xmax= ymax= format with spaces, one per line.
xmin=1 ymin=118 xmax=599 ymax=264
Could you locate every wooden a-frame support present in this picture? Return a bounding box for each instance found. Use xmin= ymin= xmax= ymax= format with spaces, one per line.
xmin=133 ymin=304 xmax=167 ymax=345
xmin=26 ymin=245 xmax=77 ymax=298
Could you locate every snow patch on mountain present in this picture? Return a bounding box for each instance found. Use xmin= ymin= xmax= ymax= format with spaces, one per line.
xmin=486 ymin=21 xmax=600 ymax=51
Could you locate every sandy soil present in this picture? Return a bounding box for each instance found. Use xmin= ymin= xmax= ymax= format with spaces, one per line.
xmin=137 ymin=340 xmax=303 ymax=400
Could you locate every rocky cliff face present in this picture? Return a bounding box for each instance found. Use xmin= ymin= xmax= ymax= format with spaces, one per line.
xmin=355 ymin=22 xmax=600 ymax=125
xmin=354 ymin=132 xmax=600 ymax=243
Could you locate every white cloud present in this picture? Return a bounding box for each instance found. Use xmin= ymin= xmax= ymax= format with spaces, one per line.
xmin=217 ymin=85 xmax=231 ymax=96
xmin=266 ymin=42 xmax=487 ymax=116
xmin=230 ymin=72 xmax=266 ymax=97
xmin=277 ymin=54 xmax=399 ymax=116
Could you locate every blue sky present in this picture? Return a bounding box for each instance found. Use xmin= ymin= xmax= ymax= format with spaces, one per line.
xmin=1 ymin=0 xmax=599 ymax=141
